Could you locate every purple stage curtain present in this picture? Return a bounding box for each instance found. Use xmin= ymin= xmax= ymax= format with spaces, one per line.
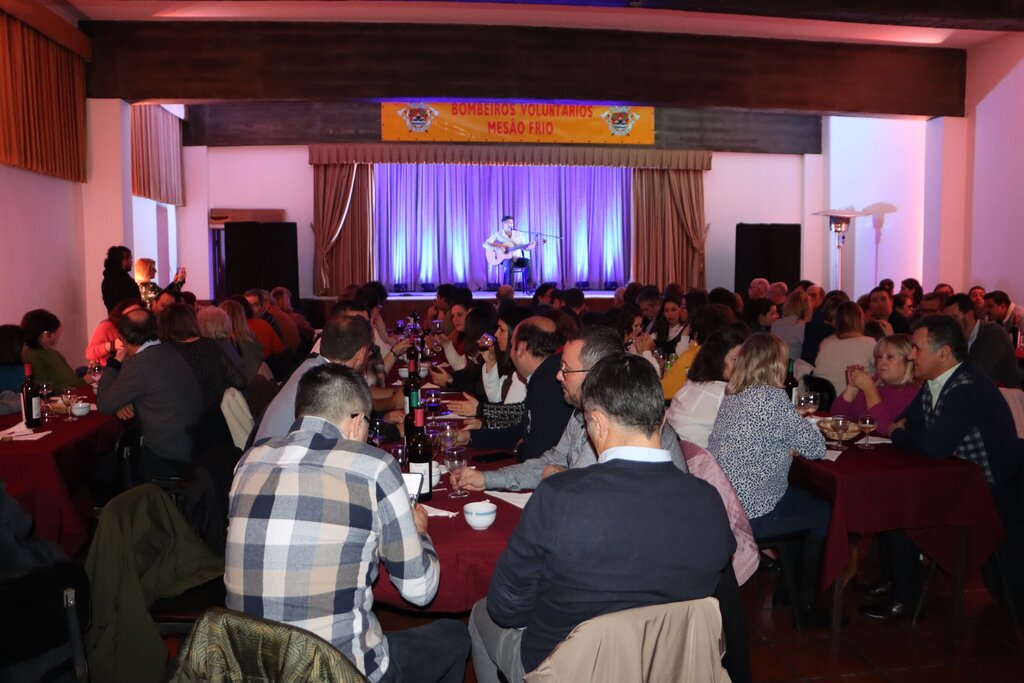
xmin=373 ymin=164 xmax=630 ymax=290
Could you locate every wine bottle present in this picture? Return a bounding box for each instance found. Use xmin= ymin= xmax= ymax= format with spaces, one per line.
xmin=407 ymin=406 xmax=433 ymax=502
xmin=21 ymin=364 xmax=41 ymax=428
xmin=404 ymin=380 xmax=420 ymax=440
xmin=403 ymin=354 xmax=421 ymax=415
xmin=785 ymin=358 xmax=799 ymax=404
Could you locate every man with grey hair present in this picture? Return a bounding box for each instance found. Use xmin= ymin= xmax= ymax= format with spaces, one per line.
xmin=454 ymin=325 xmax=688 ymax=492
xmin=748 ymin=277 xmax=770 ymax=302
xmin=469 ymin=354 xmax=734 ymax=683
xmin=227 ymin=364 xmax=470 ymax=682
xmin=495 ymin=284 xmax=516 ymax=305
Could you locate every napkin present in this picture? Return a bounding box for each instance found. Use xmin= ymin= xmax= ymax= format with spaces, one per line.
xmin=823 ymin=448 xmax=844 ymax=462
xmin=0 ymin=421 xmax=51 ymax=441
xmin=486 ymin=491 xmax=533 ymax=509
xmin=419 ymin=504 xmax=458 ymax=518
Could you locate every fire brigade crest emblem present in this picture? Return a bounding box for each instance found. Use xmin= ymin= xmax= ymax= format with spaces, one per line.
xmin=600 ymin=107 xmax=640 ymax=136
xmin=396 ymin=103 xmax=440 ymax=133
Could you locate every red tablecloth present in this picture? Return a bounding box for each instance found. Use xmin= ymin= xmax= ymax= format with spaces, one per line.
xmin=373 ymin=452 xmax=522 ymax=613
xmin=0 ymin=408 xmax=121 ymax=556
xmin=789 ymin=443 xmax=1004 ymax=593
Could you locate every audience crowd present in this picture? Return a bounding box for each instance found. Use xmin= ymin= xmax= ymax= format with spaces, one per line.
xmin=2 ymin=245 xmax=1023 ymax=683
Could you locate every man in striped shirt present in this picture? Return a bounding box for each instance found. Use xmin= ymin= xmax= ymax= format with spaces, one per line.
xmin=226 ymin=364 xmax=469 ymax=682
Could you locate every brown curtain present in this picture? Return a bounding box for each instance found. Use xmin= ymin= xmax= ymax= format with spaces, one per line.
xmin=310 ymin=143 xmax=710 ymax=171
xmin=312 ymin=162 xmax=374 ymax=295
xmin=633 ymin=168 xmax=708 ymax=288
xmin=130 ymin=104 xmax=184 ymax=205
xmin=0 ymin=9 xmax=86 ymax=181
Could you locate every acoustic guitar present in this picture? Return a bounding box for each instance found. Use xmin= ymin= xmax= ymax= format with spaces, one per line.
xmin=484 ymin=239 xmax=546 ymax=266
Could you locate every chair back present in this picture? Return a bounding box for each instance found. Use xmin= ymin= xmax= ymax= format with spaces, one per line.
xmin=221 ymin=387 xmax=254 ymax=449
xmin=802 ymin=374 xmax=837 ymax=412
xmin=681 ymin=440 xmax=758 ymax=586
xmin=524 ymin=598 xmax=731 ymax=683
xmin=171 ymin=608 xmax=368 ymax=683
xmin=0 ymin=560 xmax=90 ymax=683
xmin=998 ymin=387 xmax=1024 ymax=439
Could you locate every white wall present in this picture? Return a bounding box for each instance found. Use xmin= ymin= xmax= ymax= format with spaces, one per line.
xmin=0 ymin=164 xmax=88 ymax=362
xmin=179 ymin=146 xmax=212 ymax=299
xmin=132 ymin=196 xmax=179 ymax=287
xmin=206 ymin=146 xmax=315 ymax=298
xmin=923 ymin=117 xmax=969 ymax=292
xmin=826 ymin=116 xmax=927 ymax=298
xmin=704 ymin=153 xmax=814 ymax=291
xmin=966 ymin=33 xmax=1024 ymax=303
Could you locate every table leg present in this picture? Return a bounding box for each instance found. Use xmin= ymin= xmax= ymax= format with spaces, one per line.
xmin=950 ymin=527 xmax=969 ymax=640
xmin=830 ymin=579 xmax=843 ymax=655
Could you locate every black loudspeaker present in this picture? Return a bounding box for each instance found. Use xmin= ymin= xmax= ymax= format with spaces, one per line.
xmin=224 ymin=222 xmax=299 ymax=299
xmin=733 ymin=223 xmax=801 ymax=294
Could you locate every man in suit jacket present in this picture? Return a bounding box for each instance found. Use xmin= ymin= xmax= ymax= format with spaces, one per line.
xmin=944 ymin=294 xmax=1020 ymax=389
xmin=864 ymin=316 xmax=1024 ymax=621
xmin=96 ymin=308 xmax=205 ymax=478
xmin=467 ymin=317 xmax=573 ymax=462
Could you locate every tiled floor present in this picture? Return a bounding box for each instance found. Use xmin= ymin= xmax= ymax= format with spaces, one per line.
xmin=376 ymin=567 xmax=1024 ymax=682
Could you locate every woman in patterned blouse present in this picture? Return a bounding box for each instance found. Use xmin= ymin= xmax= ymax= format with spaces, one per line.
xmin=708 ymin=333 xmax=831 ymax=618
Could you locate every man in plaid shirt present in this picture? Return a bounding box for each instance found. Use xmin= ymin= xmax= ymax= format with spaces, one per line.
xmin=864 ymin=315 xmax=1023 ymax=621
xmin=226 ymin=364 xmax=470 ymax=682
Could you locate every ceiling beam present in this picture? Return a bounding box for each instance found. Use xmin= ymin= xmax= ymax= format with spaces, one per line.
xmin=83 ymin=21 xmax=965 ymax=117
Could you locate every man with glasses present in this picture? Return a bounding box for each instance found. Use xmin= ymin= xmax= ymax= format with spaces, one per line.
xmin=453 ymin=326 xmax=687 ymax=493
xmin=227 ymin=364 xmax=470 ymax=683
xmin=468 ymin=354 xmax=733 ymax=683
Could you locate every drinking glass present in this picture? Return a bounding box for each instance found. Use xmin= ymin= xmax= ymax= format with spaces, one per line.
xmin=440 ymin=423 xmax=458 ymax=452
xmin=37 ymin=382 xmax=53 ymax=423
xmin=431 ymin=319 xmax=445 ymax=335
xmin=395 ymin=318 xmax=406 ymax=334
xmin=423 ymin=389 xmax=441 ymax=418
xmin=391 ymin=444 xmax=408 ymax=470
xmin=61 ymin=388 xmax=79 ymax=422
xmin=368 ymin=418 xmax=386 ymax=448
xmin=830 ymin=415 xmax=849 ymax=450
xmin=798 ymin=391 xmax=821 ymax=417
xmin=87 ymin=362 xmax=104 ymax=386
xmin=650 ymin=349 xmax=666 ymax=375
xmin=444 ymin=447 xmax=470 ymax=499
xmin=424 ymin=422 xmax=443 ymax=455
xmin=858 ymin=414 xmax=877 ymax=449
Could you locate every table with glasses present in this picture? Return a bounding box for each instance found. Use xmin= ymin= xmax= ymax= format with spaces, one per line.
xmin=0 ymin=396 xmax=121 ymax=556
xmin=788 ymin=437 xmax=1004 ymax=650
xmin=372 ymin=449 xmax=523 ymax=613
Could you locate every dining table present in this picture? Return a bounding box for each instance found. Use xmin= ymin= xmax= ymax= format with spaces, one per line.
xmin=788 ymin=436 xmax=1004 ymax=651
xmin=372 ymin=446 xmax=523 ymax=613
xmin=0 ymin=393 xmax=121 ymax=557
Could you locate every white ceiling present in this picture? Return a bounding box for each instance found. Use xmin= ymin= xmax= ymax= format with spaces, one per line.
xmin=52 ymin=1 xmax=1004 ymax=49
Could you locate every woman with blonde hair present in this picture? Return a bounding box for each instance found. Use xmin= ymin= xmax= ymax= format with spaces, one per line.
xmin=708 ymin=333 xmax=829 ymax=622
xmin=771 ymin=290 xmax=811 ymax=361
xmin=219 ymin=299 xmax=265 ymax=382
xmin=134 ymin=257 xmax=185 ymax=309
xmin=831 ymin=334 xmax=919 ymax=436
xmin=813 ymin=300 xmax=876 ymax=394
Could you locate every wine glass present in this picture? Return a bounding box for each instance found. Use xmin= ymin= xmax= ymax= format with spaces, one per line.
xmin=423 ymin=389 xmax=441 ymax=418
xmin=798 ymin=391 xmax=821 ymax=417
xmin=390 ymin=444 xmax=408 ymax=470
xmin=830 ymin=415 xmax=849 ymax=450
xmin=37 ymin=382 xmax=53 ymax=423
xmin=431 ymin=319 xmax=445 ymax=335
xmin=650 ymin=348 xmax=666 ymax=375
xmin=368 ymin=418 xmax=386 ymax=449
xmin=61 ymin=388 xmax=79 ymax=422
xmin=440 ymin=423 xmax=458 ymax=452
xmin=444 ymin=447 xmax=470 ymax=499
xmin=87 ymin=362 xmax=104 ymax=386
xmin=858 ymin=414 xmax=877 ymax=449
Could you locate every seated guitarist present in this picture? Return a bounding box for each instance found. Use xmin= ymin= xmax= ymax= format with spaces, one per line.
xmin=483 ymin=215 xmax=533 ymax=289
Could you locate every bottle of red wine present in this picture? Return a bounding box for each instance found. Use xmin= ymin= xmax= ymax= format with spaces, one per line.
xmin=785 ymin=358 xmax=799 ymax=404
xmin=21 ymin=363 xmax=41 ymax=428
xmin=404 ymin=380 xmax=420 ymax=440
xmin=407 ymin=406 xmax=433 ymax=502
xmin=403 ymin=354 xmax=421 ymax=415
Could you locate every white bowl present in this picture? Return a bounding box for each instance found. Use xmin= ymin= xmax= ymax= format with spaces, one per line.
xmin=397 ymin=367 xmax=410 ymax=379
xmin=70 ymin=402 xmax=91 ymax=417
xmin=431 ymin=466 xmax=441 ymax=489
xmin=463 ymin=501 xmax=497 ymax=530
xmin=418 ymin=366 xmax=430 ymax=379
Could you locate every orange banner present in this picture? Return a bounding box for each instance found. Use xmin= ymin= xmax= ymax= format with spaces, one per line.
xmin=381 ymin=102 xmax=654 ymax=145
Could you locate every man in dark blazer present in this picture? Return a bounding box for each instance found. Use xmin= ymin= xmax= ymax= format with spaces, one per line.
xmin=97 ymin=308 xmax=205 ymax=478
xmin=943 ymin=294 xmax=1020 ymax=389
xmin=864 ymin=315 xmax=1023 ymax=620
xmin=467 ymin=316 xmax=573 ymax=462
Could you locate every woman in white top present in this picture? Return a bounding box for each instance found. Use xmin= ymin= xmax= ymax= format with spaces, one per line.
xmin=813 ymin=301 xmax=876 ymax=394
xmin=653 ymin=294 xmax=691 ymax=357
xmin=771 ymin=290 xmax=811 ymax=362
xmin=439 ymin=302 xmax=470 ymax=370
xmin=666 ymin=326 xmax=749 ymax=448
